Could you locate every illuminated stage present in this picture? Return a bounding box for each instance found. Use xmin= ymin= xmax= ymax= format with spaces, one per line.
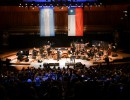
xmin=1 ymin=46 xmax=130 ymax=71
xmin=9 ymin=55 xmax=94 ymax=70
xmin=0 ymin=49 xmax=127 ymax=70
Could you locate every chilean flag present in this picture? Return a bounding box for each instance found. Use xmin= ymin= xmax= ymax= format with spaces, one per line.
xmin=68 ymin=7 xmax=83 ymax=36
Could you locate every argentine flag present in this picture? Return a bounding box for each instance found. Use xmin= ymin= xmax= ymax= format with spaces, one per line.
xmin=40 ymin=7 xmax=55 ymax=36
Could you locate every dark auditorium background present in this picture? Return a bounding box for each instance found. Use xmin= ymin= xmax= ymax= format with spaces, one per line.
xmin=0 ymin=0 xmax=130 ymax=51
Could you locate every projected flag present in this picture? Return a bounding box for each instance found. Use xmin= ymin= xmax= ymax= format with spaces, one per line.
xmin=40 ymin=7 xmax=55 ymax=36
xmin=68 ymin=7 xmax=83 ymax=36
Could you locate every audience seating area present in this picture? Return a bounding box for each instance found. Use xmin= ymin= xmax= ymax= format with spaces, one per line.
xmin=1 ymin=60 xmax=130 ymax=100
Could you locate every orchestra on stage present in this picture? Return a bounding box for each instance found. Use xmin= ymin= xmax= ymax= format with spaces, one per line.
xmin=16 ymin=40 xmax=117 ymax=63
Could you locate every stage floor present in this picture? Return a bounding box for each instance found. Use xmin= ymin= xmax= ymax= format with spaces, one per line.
xmin=1 ymin=49 xmax=130 ymax=70
xmin=10 ymin=57 xmax=94 ymax=70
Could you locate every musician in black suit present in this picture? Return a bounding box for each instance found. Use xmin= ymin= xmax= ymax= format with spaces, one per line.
xmin=17 ymin=51 xmax=23 ymax=61
xmin=57 ymin=49 xmax=61 ymax=61
xmin=32 ymin=47 xmax=38 ymax=59
xmin=104 ymin=55 xmax=110 ymax=67
xmin=47 ymin=46 xmax=51 ymax=57
xmin=70 ymin=41 xmax=76 ymax=55
xmin=71 ymin=52 xmax=76 ymax=64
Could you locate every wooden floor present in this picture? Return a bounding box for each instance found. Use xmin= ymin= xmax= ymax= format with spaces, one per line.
xmin=1 ymin=48 xmax=130 ymax=70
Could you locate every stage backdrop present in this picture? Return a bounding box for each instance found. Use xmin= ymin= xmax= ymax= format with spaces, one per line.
xmin=40 ymin=7 xmax=55 ymax=36
xmin=68 ymin=7 xmax=83 ymax=36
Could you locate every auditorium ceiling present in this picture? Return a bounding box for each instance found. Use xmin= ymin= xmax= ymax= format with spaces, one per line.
xmin=0 ymin=0 xmax=129 ymax=6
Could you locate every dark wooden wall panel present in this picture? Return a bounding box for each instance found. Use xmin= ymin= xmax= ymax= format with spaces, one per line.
xmin=5 ymin=12 xmax=39 ymax=27
xmin=0 ymin=4 xmax=129 ymax=33
xmin=54 ymin=12 xmax=68 ymax=27
xmin=84 ymin=11 xmax=122 ymax=25
xmin=0 ymin=6 xmax=39 ymax=29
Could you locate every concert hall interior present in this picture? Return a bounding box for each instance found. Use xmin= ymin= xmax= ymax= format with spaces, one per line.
xmin=0 ymin=0 xmax=130 ymax=100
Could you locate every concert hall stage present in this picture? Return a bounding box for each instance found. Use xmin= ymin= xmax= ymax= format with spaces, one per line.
xmin=10 ymin=57 xmax=94 ymax=70
xmin=1 ymin=49 xmax=130 ymax=70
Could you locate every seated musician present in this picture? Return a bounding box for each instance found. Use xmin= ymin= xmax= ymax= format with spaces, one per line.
xmin=85 ymin=41 xmax=90 ymax=49
xmin=68 ymin=48 xmax=73 ymax=57
xmin=47 ymin=46 xmax=51 ymax=57
xmin=32 ymin=47 xmax=38 ymax=59
xmin=51 ymin=49 xmax=55 ymax=58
